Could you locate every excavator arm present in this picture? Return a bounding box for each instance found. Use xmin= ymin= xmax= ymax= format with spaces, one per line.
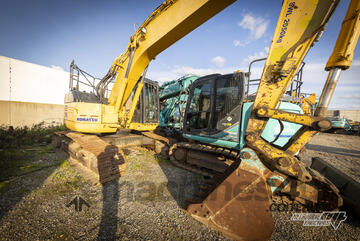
xmin=246 ymin=0 xmax=360 ymax=184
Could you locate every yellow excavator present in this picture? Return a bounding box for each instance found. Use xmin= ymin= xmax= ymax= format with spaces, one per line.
xmin=55 ymin=0 xmax=360 ymax=240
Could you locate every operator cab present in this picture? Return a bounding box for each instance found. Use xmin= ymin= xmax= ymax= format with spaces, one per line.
xmin=128 ymin=78 xmax=160 ymax=124
xmin=184 ymin=73 xmax=244 ymax=136
xmin=183 ymin=71 xmax=304 ymax=150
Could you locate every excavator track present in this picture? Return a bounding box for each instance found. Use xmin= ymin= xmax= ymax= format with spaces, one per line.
xmin=169 ymin=142 xmax=238 ymax=178
xmin=53 ymin=131 xmax=126 ymax=185
xmin=169 ymin=142 xmax=342 ymax=211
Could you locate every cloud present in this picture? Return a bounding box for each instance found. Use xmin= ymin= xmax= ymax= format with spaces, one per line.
xmin=334 ymin=85 xmax=360 ymax=92
xmin=243 ymin=47 xmax=269 ymax=63
xmin=211 ymin=56 xmax=226 ymax=67
xmin=146 ymin=70 xmax=178 ymax=85
xmin=335 ymin=94 xmax=360 ymax=100
xmin=51 ymin=65 xmax=64 ymax=71
xmin=233 ymin=39 xmax=251 ymax=47
xmin=148 ymin=65 xmax=240 ymax=85
xmin=172 ymin=66 xmax=232 ymax=76
xmin=298 ymin=59 xmax=360 ymax=109
xmin=234 ymin=14 xmax=269 ymax=47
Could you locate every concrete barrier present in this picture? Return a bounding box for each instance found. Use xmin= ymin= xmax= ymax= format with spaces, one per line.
xmin=0 ymin=100 xmax=64 ymax=127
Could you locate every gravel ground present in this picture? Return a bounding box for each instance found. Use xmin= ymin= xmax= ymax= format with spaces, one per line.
xmin=300 ymin=132 xmax=360 ymax=182
xmin=0 ymin=133 xmax=359 ymax=240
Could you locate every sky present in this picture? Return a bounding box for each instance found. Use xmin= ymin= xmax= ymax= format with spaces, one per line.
xmin=1 ymin=0 xmax=359 ymax=109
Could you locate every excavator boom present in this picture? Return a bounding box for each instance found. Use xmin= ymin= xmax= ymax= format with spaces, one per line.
xmin=107 ymin=0 xmax=236 ymax=127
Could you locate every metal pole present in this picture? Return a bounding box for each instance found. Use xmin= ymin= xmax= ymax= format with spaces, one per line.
xmin=114 ymin=48 xmax=135 ymax=112
xmin=314 ymin=67 xmax=342 ymax=117
xmin=247 ymin=58 xmax=266 ymax=97
xmin=69 ymin=60 xmax=74 ymax=90
xmin=125 ymin=48 xmax=135 ymax=78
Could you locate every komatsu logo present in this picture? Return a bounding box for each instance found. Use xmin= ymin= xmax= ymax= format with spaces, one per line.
xmin=76 ymin=117 xmax=98 ymax=122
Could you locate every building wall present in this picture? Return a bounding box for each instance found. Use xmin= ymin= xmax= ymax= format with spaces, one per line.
xmin=0 ymin=56 xmax=70 ymax=127
xmin=337 ymin=110 xmax=360 ymax=122
xmin=0 ymin=56 xmax=112 ymax=127
xmin=327 ymin=110 xmax=360 ymax=122
xmin=0 ymin=56 xmax=70 ymax=105
xmin=0 ymin=101 xmax=64 ymax=127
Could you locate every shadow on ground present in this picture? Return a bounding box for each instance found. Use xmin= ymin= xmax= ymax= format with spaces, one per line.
xmin=96 ymin=144 xmax=123 ymax=241
xmin=0 ymin=147 xmax=66 ymax=221
xmin=154 ymin=152 xmax=205 ymax=209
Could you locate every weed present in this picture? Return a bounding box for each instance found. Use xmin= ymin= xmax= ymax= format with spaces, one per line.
xmin=16 ymin=187 xmax=29 ymax=195
xmin=47 ymin=145 xmax=53 ymax=152
xmin=128 ymin=161 xmax=144 ymax=172
xmin=0 ymin=180 xmax=10 ymax=191
xmin=19 ymin=164 xmax=39 ymax=171
xmin=139 ymin=149 xmax=148 ymax=155
xmin=156 ymin=157 xmax=169 ymax=163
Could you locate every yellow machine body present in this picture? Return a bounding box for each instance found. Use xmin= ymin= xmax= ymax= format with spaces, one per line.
xmin=65 ymin=102 xmax=118 ymax=133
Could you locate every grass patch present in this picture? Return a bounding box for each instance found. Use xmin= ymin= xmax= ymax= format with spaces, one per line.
xmin=0 ymin=123 xmax=65 ymax=149
xmin=128 ymin=160 xmax=144 ymax=172
xmin=39 ymin=162 xmax=86 ymax=197
xmin=20 ymin=164 xmax=40 ymax=171
xmin=0 ymin=149 xmax=35 ymax=179
xmin=59 ymin=160 xmax=70 ymax=168
xmin=156 ymin=157 xmax=169 ymax=164
xmin=16 ymin=187 xmax=29 ymax=195
xmin=47 ymin=145 xmax=53 ymax=152
xmin=139 ymin=149 xmax=148 ymax=155
xmin=0 ymin=180 xmax=10 ymax=191
xmin=0 ymin=124 xmax=66 ymax=181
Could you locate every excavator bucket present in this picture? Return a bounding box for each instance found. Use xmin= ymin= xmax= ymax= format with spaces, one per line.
xmin=187 ymin=152 xmax=274 ymax=241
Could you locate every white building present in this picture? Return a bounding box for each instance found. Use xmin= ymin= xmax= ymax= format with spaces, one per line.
xmin=0 ymin=56 xmax=70 ymax=127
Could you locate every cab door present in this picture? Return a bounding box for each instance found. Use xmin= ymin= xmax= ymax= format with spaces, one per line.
xmin=211 ymin=73 xmax=243 ymax=133
xmin=184 ymin=74 xmax=219 ymax=135
xmin=184 ymin=73 xmax=245 ymax=146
